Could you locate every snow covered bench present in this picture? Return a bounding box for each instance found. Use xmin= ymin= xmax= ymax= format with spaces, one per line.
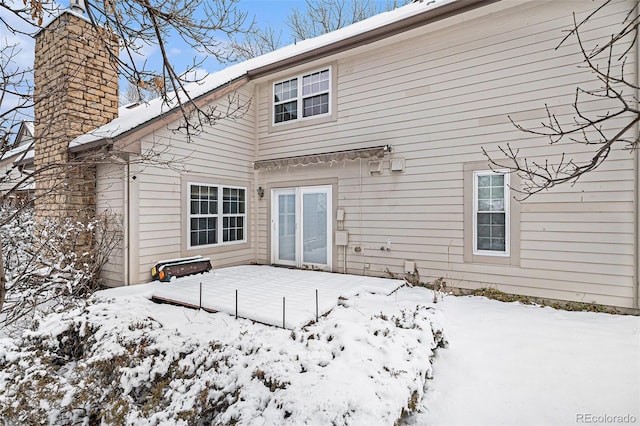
xmin=151 ymin=256 xmax=212 ymax=282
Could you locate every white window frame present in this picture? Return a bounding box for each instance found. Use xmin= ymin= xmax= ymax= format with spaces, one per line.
xmin=188 ymin=182 xmax=247 ymax=250
xmin=273 ymin=66 xmax=332 ymax=125
xmin=473 ymin=170 xmax=510 ymax=257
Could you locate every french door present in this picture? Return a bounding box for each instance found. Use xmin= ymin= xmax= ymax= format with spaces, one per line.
xmin=272 ymin=185 xmax=332 ymax=270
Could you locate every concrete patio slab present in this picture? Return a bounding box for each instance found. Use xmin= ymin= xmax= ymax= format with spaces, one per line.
xmin=151 ymin=265 xmax=405 ymax=329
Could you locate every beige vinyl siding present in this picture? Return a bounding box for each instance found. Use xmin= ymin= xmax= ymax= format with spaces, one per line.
xmin=256 ymin=2 xmax=630 ymax=158
xmin=96 ymin=163 xmax=125 ymax=287
xmin=254 ymin=0 xmax=637 ymax=308
xmin=133 ymin=87 xmax=256 ymax=283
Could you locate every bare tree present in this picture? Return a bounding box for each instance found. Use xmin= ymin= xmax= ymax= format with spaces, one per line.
xmin=289 ymin=0 xmax=378 ymax=40
xmin=486 ymin=0 xmax=640 ymax=198
xmin=289 ymin=0 xmax=409 ymax=41
xmin=228 ymin=26 xmax=284 ymax=62
xmin=88 ymin=0 xmax=252 ymax=129
xmin=229 ymin=0 xmax=410 ymax=60
xmin=120 ymin=81 xmax=157 ymax=105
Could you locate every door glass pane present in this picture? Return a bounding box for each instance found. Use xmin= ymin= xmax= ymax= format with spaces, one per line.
xmin=278 ymin=193 xmax=296 ymax=261
xmin=302 ymin=192 xmax=327 ymax=265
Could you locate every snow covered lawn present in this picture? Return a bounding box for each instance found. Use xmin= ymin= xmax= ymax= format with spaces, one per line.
xmin=150 ymin=265 xmax=404 ymax=328
xmin=409 ymin=291 xmax=640 ymax=425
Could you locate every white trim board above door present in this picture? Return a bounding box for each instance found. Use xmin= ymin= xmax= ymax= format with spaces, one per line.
xmin=271 ymin=185 xmax=333 ymax=271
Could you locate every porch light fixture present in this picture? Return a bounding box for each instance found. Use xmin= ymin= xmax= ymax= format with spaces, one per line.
xmin=256 ymin=186 xmax=264 ymax=198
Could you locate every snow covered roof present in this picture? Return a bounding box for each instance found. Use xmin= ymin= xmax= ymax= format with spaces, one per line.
xmin=0 ymin=143 xmax=32 ymax=162
xmin=1 ymin=122 xmax=34 ymax=162
xmin=70 ymin=0 xmax=489 ymax=150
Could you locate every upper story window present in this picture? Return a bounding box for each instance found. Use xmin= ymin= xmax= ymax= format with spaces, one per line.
xmin=189 ymin=183 xmax=246 ymax=249
xmin=473 ymin=171 xmax=509 ymax=256
xmin=273 ymin=67 xmax=331 ymax=124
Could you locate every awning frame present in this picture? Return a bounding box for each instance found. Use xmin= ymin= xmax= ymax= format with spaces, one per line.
xmin=253 ymin=145 xmax=392 ymax=170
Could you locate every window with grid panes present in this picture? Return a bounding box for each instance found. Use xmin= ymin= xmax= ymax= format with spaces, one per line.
xmin=473 ymin=171 xmax=509 ymax=255
xmin=189 ymin=184 xmax=246 ymax=248
xmin=222 ymin=187 xmax=246 ymax=242
xmin=273 ymin=67 xmax=330 ymax=124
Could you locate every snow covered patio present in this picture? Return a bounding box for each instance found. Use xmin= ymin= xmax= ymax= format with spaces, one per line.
xmin=150 ymin=265 xmax=405 ymax=329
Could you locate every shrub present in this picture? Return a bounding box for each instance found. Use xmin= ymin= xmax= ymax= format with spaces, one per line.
xmin=1 ymin=204 xmax=121 ymax=335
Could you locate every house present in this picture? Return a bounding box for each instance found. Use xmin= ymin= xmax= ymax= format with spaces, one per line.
xmin=0 ymin=121 xmax=34 ymax=198
xmin=29 ymin=0 xmax=639 ymax=310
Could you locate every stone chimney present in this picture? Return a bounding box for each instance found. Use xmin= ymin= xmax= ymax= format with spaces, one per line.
xmin=33 ymin=9 xmax=119 ymax=227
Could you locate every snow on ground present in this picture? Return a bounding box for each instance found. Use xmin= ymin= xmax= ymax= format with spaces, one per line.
xmin=1 ymin=267 xmax=639 ymax=425
xmin=0 ymin=272 xmax=445 ymax=425
xmin=150 ymin=265 xmax=404 ymax=328
xmin=408 ymin=290 xmax=640 ymax=425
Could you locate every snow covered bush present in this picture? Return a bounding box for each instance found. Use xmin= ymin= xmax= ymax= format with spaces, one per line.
xmin=0 ymin=289 xmax=447 ymax=425
xmin=0 ymin=203 xmax=121 ymax=335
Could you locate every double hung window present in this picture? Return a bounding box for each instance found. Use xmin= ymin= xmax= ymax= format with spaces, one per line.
xmin=274 ymin=67 xmax=330 ymax=124
xmin=473 ymin=171 xmax=509 ymax=255
xmin=189 ymin=184 xmax=246 ymax=248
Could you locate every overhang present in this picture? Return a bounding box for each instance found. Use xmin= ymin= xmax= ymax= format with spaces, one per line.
xmin=253 ymin=145 xmax=391 ymax=170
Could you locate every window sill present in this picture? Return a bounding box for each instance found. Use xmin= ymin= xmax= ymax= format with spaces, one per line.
xmin=268 ymin=113 xmax=336 ymax=133
xmin=188 ymin=239 xmax=247 ymax=251
xmin=184 ymin=240 xmax=251 ymax=257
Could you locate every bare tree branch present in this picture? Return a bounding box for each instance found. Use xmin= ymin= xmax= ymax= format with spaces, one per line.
xmin=486 ymin=0 xmax=640 ymax=198
xmin=227 ymin=0 xmax=410 ymax=60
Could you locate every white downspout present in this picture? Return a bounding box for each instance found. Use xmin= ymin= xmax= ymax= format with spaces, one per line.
xmin=125 ymin=160 xmax=130 ymax=285
xmin=634 ymin=3 xmax=639 ymax=310
xmin=253 ymin=84 xmax=260 ymax=265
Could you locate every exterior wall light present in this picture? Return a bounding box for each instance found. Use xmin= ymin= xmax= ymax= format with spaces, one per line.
xmin=256 ymin=186 xmax=264 ymax=198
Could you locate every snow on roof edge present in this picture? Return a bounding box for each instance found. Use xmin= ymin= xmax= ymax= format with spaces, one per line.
xmin=70 ymin=0 xmax=461 ymax=150
xmin=2 ymin=122 xmax=35 ymax=162
xmin=0 ymin=143 xmax=32 ymax=162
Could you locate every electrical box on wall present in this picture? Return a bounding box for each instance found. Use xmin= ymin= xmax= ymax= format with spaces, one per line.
xmin=390 ymin=158 xmax=405 ymax=172
xmin=404 ymin=260 xmax=415 ymax=273
xmin=369 ymin=160 xmax=382 ymax=174
xmin=337 ymin=209 xmax=345 ymax=221
xmin=335 ymin=231 xmax=349 ymax=246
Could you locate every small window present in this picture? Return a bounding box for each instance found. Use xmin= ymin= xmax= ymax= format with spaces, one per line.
xmin=189 ymin=184 xmax=246 ymax=248
xmin=473 ymin=171 xmax=509 ymax=255
xmin=273 ymin=67 xmax=331 ymax=124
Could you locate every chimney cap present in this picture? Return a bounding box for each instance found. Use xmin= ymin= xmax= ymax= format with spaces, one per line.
xmin=69 ymin=0 xmax=85 ymax=14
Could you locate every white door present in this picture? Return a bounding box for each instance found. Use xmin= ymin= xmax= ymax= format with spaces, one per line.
xmin=272 ymin=185 xmax=332 ymax=270
xmin=273 ymin=188 xmax=297 ymax=266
